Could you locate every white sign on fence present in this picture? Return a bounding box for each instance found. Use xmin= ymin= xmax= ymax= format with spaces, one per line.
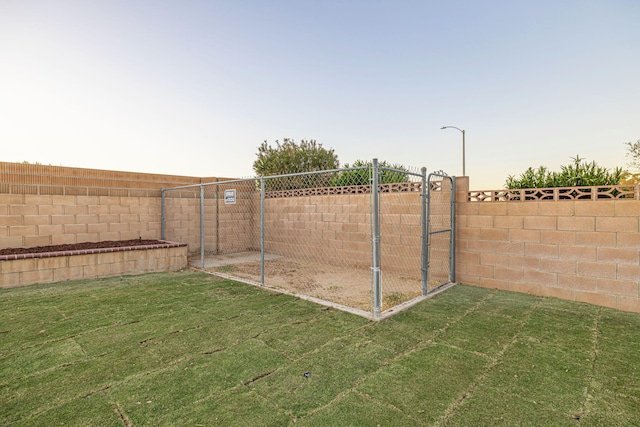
xmin=224 ymin=189 xmax=236 ymax=205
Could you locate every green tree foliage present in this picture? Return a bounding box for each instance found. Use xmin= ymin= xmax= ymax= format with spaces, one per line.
xmin=505 ymin=156 xmax=624 ymax=189
xmin=625 ymin=139 xmax=640 ymax=172
xmin=620 ymin=171 xmax=640 ymax=185
xmin=253 ymin=139 xmax=339 ymax=176
xmin=253 ymin=140 xmax=411 ymax=190
xmin=254 ymin=139 xmax=339 ymax=190
xmin=329 ymin=160 xmax=409 ymax=186
xmin=618 ymin=139 xmax=640 ymax=185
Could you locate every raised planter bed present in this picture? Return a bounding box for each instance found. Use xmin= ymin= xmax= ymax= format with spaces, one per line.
xmin=0 ymin=240 xmax=188 ymax=288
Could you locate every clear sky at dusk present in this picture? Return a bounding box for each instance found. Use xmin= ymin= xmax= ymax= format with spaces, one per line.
xmin=1 ymin=1 xmax=639 ymax=189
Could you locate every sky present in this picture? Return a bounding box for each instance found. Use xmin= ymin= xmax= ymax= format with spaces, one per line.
xmin=1 ymin=0 xmax=639 ymax=189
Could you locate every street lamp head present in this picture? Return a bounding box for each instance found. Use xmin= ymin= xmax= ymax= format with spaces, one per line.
xmin=440 ymin=125 xmax=466 ymax=176
xmin=441 ymin=125 xmax=463 ymax=133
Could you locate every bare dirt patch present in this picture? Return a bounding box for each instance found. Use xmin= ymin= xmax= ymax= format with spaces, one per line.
xmin=206 ymin=257 xmax=436 ymax=311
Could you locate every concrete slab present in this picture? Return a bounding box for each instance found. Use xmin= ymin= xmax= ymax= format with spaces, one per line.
xmin=191 ymin=251 xmax=282 ymax=268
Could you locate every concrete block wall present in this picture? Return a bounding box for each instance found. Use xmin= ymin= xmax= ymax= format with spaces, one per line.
xmin=163 ymin=182 xmax=260 ymax=255
xmin=0 ymin=161 xmax=201 ymax=193
xmin=379 ymin=192 xmax=425 ymax=275
xmin=0 ymin=162 xmax=211 ymax=250
xmin=0 ymin=193 xmax=163 ymax=249
xmin=3 ymin=161 xmax=637 ymax=314
xmin=215 ymin=182 xmax=260 ymax=254
xmin=163 ymin=193 xmax=202 ymax=251
xmin=455 ymin=176 xmax=640 ymax=313
xmin=263 ymin=191 xmax=442 ymax=276
xmin=0 ymin=245 xmax=188 ymax=288
xmin=264 ymin=194 xmax=372 ymax=268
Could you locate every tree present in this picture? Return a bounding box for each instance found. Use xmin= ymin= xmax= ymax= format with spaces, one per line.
xmin=253 ymin=139 xmax=339 ymax=190
xmin=253 ymin=139 xmax=339 ymax=176
xmin=329 ymin=160 xmax=409 ymax=186
xmin=505 ymin=156 xmax=624 ymax=189
xmin=625 ymin=139 xmax=640 ymax=172
xmin=620 ymin=171 xmax=640 ymax=185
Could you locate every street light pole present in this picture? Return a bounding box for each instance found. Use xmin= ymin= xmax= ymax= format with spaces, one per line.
xmin=441 ymin=126 xmax=465 ymax=176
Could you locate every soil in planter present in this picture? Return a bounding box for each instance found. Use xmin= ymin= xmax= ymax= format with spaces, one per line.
xmin=0 ymin=239 xmax=166 ymax=256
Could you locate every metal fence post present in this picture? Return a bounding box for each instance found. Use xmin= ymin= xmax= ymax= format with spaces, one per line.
xmin=420 ymin=167 xmax=428 ymax=295
xmin=425 ymin=175 xmax=432 ymax=291
xmin=450 ymin=177 xmax=456 ymax=283
xmin=200 ymin=184 xmax=205 ymax=270
xmin=215 ymin=181 xmax=219 ymax=254
xmin=260 ymin=177 xmax=265 ymax=286
xmin=372 ymin=158 xmax=381 ymax=317
xmin=161 ymin=188 xmax=165 ymax=241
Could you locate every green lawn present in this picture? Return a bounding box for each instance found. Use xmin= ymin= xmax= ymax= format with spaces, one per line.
xmin=1 ymin=271 xmax=639 ymax=426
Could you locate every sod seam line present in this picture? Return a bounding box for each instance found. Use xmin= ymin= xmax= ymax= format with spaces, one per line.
xmin=0 ymin=347 xmax=118 ymax=388
xmin=379 ymin=289 xmax=500 ymax=370
xmin=114 ymin=402 xmax=132 ymax=427
xmin=243 ymin=331 xmax=381 ymax=420
xmin=435 ymin=295 xmax=544 ymax=426
xmin=577 ymin=306 xmax=603 ymax=421
xmin=170 ymin=381 xmax=299 ymax=424
xmin=242 ymin=368 xmax=279 ymax=386
xmin=2 ymin=319 xmax=144 ymax=356
xmin=13 ymin=334 xmax=291 ymax=425
xmin=616 ymin=392 xmax=640 ymax=405
xmin=299 ymin=290 xmax=501 ymax=424
xmin=352 ymin=389 xmax=425 ymax=425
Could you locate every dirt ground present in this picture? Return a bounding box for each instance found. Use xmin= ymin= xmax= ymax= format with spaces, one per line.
xmin=198 ymin=255 xmax=444 ymax=312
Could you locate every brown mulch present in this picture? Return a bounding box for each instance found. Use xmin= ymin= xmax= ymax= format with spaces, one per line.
xmin=0 ymin=239 xmax=166 ymax=256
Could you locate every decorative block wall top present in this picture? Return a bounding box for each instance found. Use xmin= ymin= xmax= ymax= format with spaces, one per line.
xmin=265 ymin=182 xmax=424 ymax=199
xmin=468 ymin=185 xmax=640 ymax=202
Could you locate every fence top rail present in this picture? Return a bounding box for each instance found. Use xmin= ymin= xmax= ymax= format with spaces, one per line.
xmin=163 ymin=177 xmax=259 ymax=191
xmin=428 ymin=171 xmax=452 ymax=180
xmin=468 ymin=184 xmax=640 ymax=202
xmin=260 ymin=166 xmax=367 ymax=180
xmin=162 ymin=164 xmax=425 ymax=192
xmin=162 ymin=167 xmax=375 ymax=191
xmin=380 ymin=166 xmax=424 ymax=178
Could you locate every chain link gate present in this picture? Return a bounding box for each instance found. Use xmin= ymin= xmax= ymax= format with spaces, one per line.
xmin=425 ymin=172 xmax=455 ymax=289
xmin=161 ymin=161 xmax=455 ymax=319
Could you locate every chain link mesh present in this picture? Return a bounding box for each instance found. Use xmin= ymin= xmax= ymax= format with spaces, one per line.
xmin=378 ymin=165 xmax=425 ymax=310
xmin=262 ymin=168 xmax=373 ymax=311
xmin=162 ymin=163 xmax=454 ymax=317
xmin=426 ymin=173 xmax=454 ymax=288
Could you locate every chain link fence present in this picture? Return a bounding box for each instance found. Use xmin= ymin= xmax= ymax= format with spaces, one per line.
xmin=162 ymin=160 xmax=455 ymax=319
xmin=426 ymin=172 xmax=455 ymax=289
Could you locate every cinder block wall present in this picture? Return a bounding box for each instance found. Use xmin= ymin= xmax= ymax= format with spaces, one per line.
xmin=3 ymin=161 xmax=638 ymax=314
xmin=264 ymin=194 xmax=372 ymax=267
xmin=0 ymin=162 xmax=207 ymax=249
xmin=0 ymin=245 xmax=188 ymax=288
xmin=216 ymin=182 xmax=260 ymax=254
xmin=162 ymin=193 xmax=201 ymax=250
xmin=379 ymin=192 xmax=422 ymax=274
xmin=263 ymin=191 xmax=435 ymax=274
xmin=0 ymin=193 xmax=163 ymax=248
xmin=455 ymin=177 xmax=640 ymax=313
xmin=163 ymin=181 xmax=260 ymax=255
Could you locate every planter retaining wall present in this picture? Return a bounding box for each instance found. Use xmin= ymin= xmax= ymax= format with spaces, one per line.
xmin=0 ymin=242 xmax=188 ymax=288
